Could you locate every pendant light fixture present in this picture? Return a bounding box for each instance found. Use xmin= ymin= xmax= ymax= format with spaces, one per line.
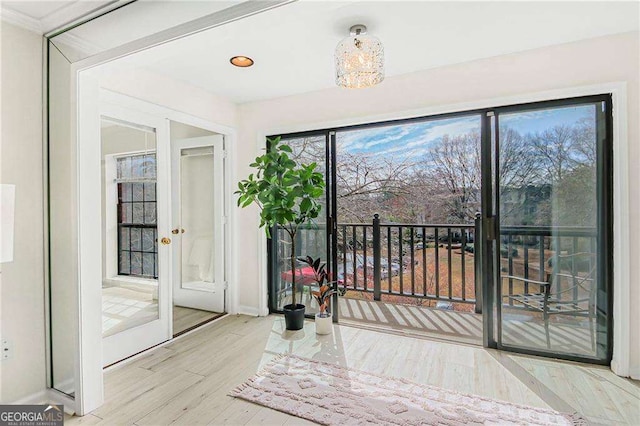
xmin=335 ymin=24 xmax=384 ymax=89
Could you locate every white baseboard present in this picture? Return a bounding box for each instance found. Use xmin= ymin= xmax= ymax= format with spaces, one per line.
xmin=238 ymin=305 xmax=261 ymax=317
xmin=12 ymin=389 xmax=48 ymax=405
xmin=611 ymin=359 xmax=640 ymax=380
xmin=10 ymin=388 xmax=75 ymax=414
xmin=611 ymin=360 xmax=626 ymax=377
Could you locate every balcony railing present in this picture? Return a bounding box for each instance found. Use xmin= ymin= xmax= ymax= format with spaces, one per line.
xmin=274 ymin=217 xmax=597 ymax=314
xmin=337 ymin=216 xmax=478 ymax=306
xmin=335 ymin=216 xmax=597 ymax=313
xmin=499 ymin=225 xmax=597 ymax=306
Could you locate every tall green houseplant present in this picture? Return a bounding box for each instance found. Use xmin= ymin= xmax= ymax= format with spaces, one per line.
xmin=236 ymin=137 xmax=325 ymax=330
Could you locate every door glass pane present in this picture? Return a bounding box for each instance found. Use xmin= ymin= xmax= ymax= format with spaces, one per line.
xmin=497 ymin=101 xmax=608 ymax=359
xmin=101 ymin=118 xmax=159 ymax=337
xmin=180 ymin=146 xmax=216 ymax=291
xmin=335 ymin=115 xmax=482 ymax=316
xmin=272 ymin=135 xmax=327 ymax=315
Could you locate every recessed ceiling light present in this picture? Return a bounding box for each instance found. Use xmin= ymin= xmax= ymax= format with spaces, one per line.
xmin=230 ymin=56 xmax=254 ymax=67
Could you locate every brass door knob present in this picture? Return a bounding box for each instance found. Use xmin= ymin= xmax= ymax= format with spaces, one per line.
xmin=160 ymin=237 xmax=171 ymax=245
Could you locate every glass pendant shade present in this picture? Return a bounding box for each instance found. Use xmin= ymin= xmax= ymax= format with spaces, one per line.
xmin=335 ymin=25 xmax=384 ymax=89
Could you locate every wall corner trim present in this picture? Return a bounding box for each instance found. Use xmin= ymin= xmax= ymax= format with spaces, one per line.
xmin=238 ymin=305 xmax=262 ymax=317
xmin=0 ymin=7 xmax=42 ymax=34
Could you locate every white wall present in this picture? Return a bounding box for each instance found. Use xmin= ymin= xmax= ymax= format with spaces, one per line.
xmin=100 ymin=68 xmax=238 ymax=129
xmin=170 ymin=121 xmax=215 ymax=140
xmin=0 ymin=22 xmax=46 ymax=402
xmin=236 ymin=32 xmax=640 ymax=375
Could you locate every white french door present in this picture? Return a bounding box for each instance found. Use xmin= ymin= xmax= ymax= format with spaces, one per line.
xmin=100 ymin=104 xmax=172 ymax=366
xmin=171 ymin=135 xmax=226 ymax=313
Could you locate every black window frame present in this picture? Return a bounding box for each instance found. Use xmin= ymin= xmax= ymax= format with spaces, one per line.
xmin=266 ymin=94 xmax=613 ymax=366
xmin=115 ymin=153 xmax=159 ymax=279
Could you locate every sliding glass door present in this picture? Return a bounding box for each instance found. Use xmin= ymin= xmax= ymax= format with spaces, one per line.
xmin=268 ymin=94 xmax=613 ymax=364
xmin=489 ymin=95 xmax=612 ymax=363
xmin=267 ymin=132 xmax=333 ymax=318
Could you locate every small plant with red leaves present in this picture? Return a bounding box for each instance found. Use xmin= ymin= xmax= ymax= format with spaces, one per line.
xmin=298 ymin=256 xmax=337 ymax=318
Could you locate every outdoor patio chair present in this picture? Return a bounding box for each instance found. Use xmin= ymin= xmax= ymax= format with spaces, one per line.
xmin=277 ymin=280 xmax=314 ymax=307
xmin=502 ymin=252 xmax=596 ymax=351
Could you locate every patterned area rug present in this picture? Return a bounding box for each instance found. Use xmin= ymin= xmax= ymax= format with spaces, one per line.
xmin=230 ymin=353 xmax=586 ymax=425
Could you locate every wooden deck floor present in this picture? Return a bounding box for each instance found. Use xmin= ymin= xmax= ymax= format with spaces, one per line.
xmin=66 ymin=314 xmax=638 ymax=425
xmin=338 ymin=297 xmax=484 ymax=345
xmin=339 ymin=298 xmax=597 ymax=357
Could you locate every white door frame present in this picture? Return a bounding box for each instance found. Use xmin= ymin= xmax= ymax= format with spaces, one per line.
xmin=74 ymin=85 xmax=237 ymax=414
xmin=57 ymin=1 xmax=291 ymax=415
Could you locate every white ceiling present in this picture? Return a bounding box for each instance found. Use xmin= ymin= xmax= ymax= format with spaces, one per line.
xmin=50 ymin=0 xmax=242 ymax=61
xmin=3 ymin=1 xmax=81 ymax=20
xmin=99 ymin=0 xmax=640 ymax=104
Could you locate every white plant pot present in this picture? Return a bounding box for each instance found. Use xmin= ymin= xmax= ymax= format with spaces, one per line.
xmin=315 ymin=313 xmax=333 ymax=335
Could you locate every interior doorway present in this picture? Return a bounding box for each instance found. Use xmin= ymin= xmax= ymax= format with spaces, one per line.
xmin=98 ymin=106 xmax=229 ymax=367
xmin=169 ymin=121 xmax=227 ymax=337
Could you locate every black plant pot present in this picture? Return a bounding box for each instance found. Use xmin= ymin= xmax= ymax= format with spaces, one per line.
xmin=283 ymin=304 xmax=305 ymax=330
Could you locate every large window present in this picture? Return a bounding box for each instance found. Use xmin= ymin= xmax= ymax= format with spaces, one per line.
xmin=116 ymin=153 xmax=158 ymax=278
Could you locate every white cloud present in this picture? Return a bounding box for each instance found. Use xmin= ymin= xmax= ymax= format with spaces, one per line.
xmin=373 ymin=116 xmax=480 ymax=158
xmin=337 ymin=115 xmax=481 ymax=160
xmin=337 ymin=125 xmax=415 ymax=152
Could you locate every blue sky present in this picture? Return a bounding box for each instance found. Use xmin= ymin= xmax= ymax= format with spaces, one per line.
xmin=336 ymin=104 xmax=594 ymax=158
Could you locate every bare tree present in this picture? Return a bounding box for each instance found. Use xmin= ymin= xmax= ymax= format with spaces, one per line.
xmin=499 ymin=127 xmax=539 ymax=187
xmin=425 ymin=132 xmax=481 ymax=223
xmin=425 ymin=127 xmax=542 ymax=224
xmin=282 ymin=118 xmax=597 ymax=228
xmin=508 ymin=121 xmax=597 ymax=227
xmin=336 ymin=152 xmax=416 ymax=222
xmin=571 ymin=117 xmax=597 ymax=166
xmin=527 ymin=124 xmax=577 ymax=182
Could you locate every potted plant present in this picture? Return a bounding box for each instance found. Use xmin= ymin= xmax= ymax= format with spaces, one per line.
xmin=298 ymin=256 xmax=337 ymax=335
xmin=235 ymin=137 xmax=325 ymax=330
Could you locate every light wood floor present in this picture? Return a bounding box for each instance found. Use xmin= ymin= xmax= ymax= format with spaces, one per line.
xmin=172 ymin=306 xmax=223 ymax=336
xmin=67 ymin=314 xmax=639 ymax=425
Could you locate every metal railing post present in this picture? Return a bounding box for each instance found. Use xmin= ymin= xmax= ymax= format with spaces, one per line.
xmin=474 ymin=212 xmax=483 ymax=314
xmin=373 ymin=214 xmax=381 ymax=301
